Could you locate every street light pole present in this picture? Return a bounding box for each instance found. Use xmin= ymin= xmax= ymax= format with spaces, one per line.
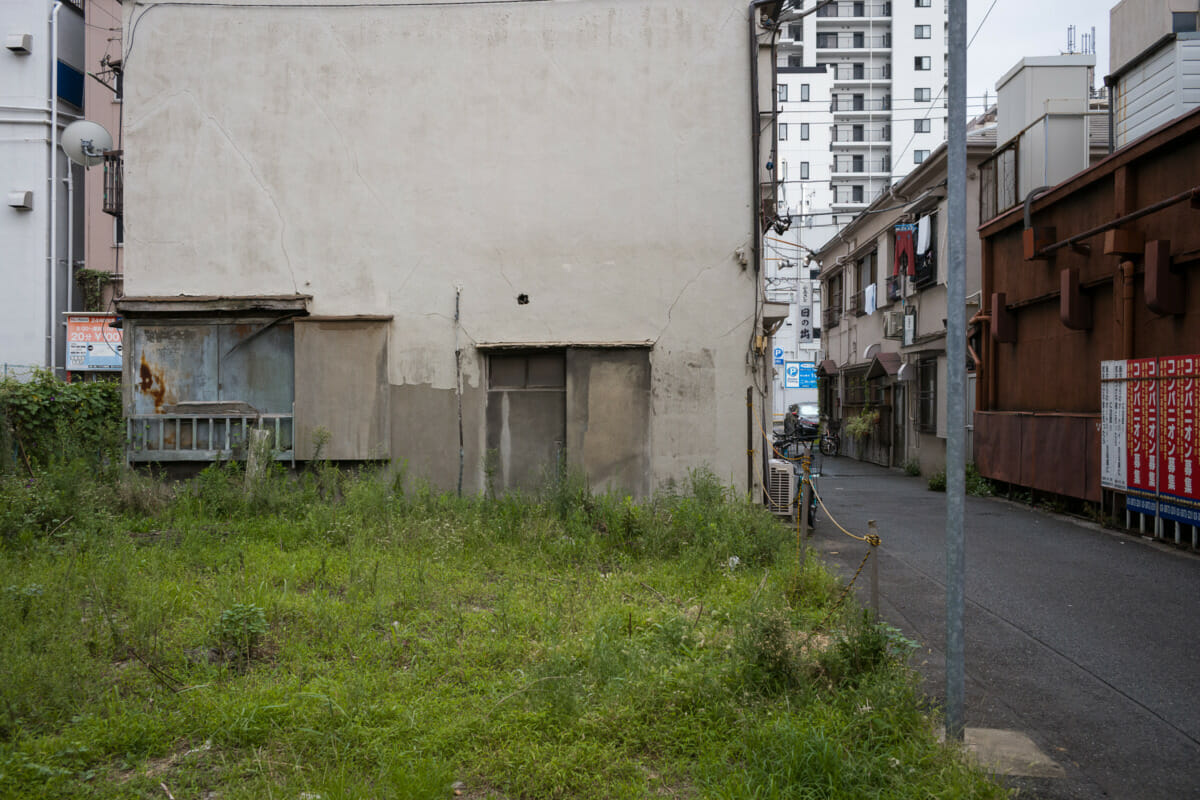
xmin=945 ymin=0 xmax=968 ymax=742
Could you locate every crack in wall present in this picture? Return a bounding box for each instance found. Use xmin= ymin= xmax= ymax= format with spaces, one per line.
xmin=187 ymin=92 xmax=299 ymax=295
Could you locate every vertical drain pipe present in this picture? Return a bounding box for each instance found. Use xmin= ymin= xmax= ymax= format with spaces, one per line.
xmin=48 ymin=1 xmax=63 ymax=373
xmin=455 ymin=285 xmax=464 ymax=497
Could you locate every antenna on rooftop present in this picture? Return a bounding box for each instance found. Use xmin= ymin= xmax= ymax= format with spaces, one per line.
xmin=1066 ymin=24 xmax=1076 ymax=54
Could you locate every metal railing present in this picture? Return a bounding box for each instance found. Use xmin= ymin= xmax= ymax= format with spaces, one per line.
xmin=816 ymin=34 xmax=891 ymax=49
xmin=823 ymin=305 xmax=841 ymax=330
xmin=816 ymin=1 xmax=892 ymax=17
xmin=831 ymin=126 xmax=891 ymax=143
xmin=831 ymin=65 xmax=891 ymax=81
xmin=103 ymin=151 xmax=123 ymax=217
xmin=126 ymin=413 xmax=295 ymax=463
xmin=978 ymin=139 xmax=1019 ymax=221
xmin=831 ymin=96 xmax=891 ymax=112
xmin=832 ymin=157 xmax=890 ymax=173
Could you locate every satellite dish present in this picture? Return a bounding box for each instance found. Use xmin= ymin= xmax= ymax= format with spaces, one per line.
xmin=61 ymin=120 xmax=113 ymax=167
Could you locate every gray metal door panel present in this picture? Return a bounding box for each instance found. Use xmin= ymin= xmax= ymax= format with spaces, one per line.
xmin=218 ymin=322 xmax=295 ymax=414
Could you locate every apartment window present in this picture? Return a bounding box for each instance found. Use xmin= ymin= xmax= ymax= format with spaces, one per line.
xmin=917 ymin=359 xmax=937 ymax=433
xmin=800 ymin=161 xmax=810 ymax=180
xmin=788 ymin=23 xmax=803 ymax=39
xmin=852 ymin=185 xmax=864 ymax=203
xmin=778 ymin=83 xmax=788 ymax=102
xmin=914 ymin=87 xmax=931 ymax=102
xmin=914 ymin=118 xmax=931 ymax=133
xmin=915 ymin=56 xmax=931 ymax=71
xmin=800 ymin=83 xmax=810 ymax=101
xmin=914 ymin=149 xmax=930 ymax=163
xmin=1172 ymin=12 xmax=1198 ymax=32
xmin=914 ymin=24 xmax=931 ymax=38
xmin=915 ymin=0 xmax=930 ymax=6
xmin=800 ymin=123 xmax=810 ymax=140
xmin=852 ymin=124 xmax=864 ymax=141
xmin=817 ymin=32 xmax=837 ymax=48
xmin=852 ymin=32 xmax=865 ymax=48
xmin=787 ymin=54 xmax=804 ymax=67
xmin=779 ymin=123 xmax=788 ymax=141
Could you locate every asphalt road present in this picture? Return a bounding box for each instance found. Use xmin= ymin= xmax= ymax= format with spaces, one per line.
xmin=807 ymin=456 xmax=1200 ymax=799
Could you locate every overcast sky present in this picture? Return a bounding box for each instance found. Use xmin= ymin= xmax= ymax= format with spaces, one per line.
xmin=966 ymin=0 xmax=1111 ymax=113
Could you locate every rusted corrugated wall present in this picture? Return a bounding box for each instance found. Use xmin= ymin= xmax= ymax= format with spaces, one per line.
xmin=976 ymin=107 xmax=1200 ymax=503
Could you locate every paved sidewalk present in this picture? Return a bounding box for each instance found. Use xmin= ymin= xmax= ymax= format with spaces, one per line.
xmin=808 ymin=455 xmax=1200 ymax=799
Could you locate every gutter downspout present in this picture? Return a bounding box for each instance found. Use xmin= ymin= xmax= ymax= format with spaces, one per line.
xmin=66 ymin=167 xmax=73 ymax=318
xmin=48 ymin=1 xmax=63 ymax=374
xmin=748 ymin=0 xmax=775 ymax=499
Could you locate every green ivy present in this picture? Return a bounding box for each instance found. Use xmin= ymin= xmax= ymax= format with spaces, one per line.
xmin=0 ymin=371 xmax=122 ymax=469
xmin=74 ymin=269 xmax=115 ymax=313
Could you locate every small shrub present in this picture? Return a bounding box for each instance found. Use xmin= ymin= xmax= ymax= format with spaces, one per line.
xmin=215 ymin=603 xmax=267 ymax=665
xmin=927 ymin=464 xmax=994 ymax=496
xmin=843 ymin=409 xmax=879 ymax=440
xmin=902 ymin=458 xmax=921 ymax=477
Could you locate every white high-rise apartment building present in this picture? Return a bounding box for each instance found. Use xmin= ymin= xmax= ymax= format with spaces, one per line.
xmin=767 ymin=0 xmax=947 ymax=420
xmin=775 ymin=0 xmax=948 ymax=239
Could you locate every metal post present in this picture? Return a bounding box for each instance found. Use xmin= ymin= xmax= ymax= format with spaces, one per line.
xmin=868 ymin=519 xmax=880 ymax=619
xmin=799 ymin=465 xmax=811 ymax=561
xmin=945 ymin=0 xmax=968 ymax=744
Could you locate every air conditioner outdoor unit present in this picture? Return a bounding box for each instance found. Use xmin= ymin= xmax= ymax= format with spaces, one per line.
xmin=883 ymin=310 xmax=903 ymax=339
xmin=767 ymin=459 xmax=796 ymax=518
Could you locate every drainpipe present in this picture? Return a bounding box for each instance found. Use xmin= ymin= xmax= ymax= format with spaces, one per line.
xmin=48 ymin=1 xmax=63 ymax=374
xmin=65 ymin=166 xmax=73 ymax=316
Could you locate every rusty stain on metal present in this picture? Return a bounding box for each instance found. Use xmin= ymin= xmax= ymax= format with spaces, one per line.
xmin=137 ymin=353 xmax=170 ymax=413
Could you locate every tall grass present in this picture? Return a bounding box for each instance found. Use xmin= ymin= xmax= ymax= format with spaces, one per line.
xmin=0 ymin=463 xmax=1007 ymax=799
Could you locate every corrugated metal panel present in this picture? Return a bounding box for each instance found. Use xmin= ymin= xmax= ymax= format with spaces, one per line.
xmin=1120 ymin=45 xmax=1178 ymax=144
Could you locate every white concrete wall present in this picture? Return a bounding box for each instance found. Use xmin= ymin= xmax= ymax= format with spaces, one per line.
xmin=122 ymin=0 xmax=764 ymax=489
xmin=0 ymin=0 xmax=81 ymax=373
xmin=891 ymin=0 xmax=947 ymax=178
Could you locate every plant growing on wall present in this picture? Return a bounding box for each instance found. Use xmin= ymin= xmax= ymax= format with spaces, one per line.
xmin=843 ymin=408 xmax=879 ymax=440
xmin=74 ymin=269 xmax=115 ymax=313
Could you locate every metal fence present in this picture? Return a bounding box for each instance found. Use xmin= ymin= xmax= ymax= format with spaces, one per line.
xmin=127 ymin=413 xmax=295 ymax=464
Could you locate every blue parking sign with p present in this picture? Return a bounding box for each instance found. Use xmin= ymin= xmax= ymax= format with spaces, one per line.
xmin=784 ymin=361 xmax=801 ymax=388
xmin=774 ymin=347 xmax=784 ymax=365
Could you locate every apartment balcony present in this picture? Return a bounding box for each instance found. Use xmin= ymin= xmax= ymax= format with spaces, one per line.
xmin=831 ymin=158 xmax=891 ymax=175
xmin=815 ymin=34 xmax=892 ymax=51
xmin=823 ymin=304 xmax=842 ymax=330
xmin=830 ymin=126 xmax=891 ymax=144
xmin=832 ymin=187 xmax=886 ymax=208
xmin=830 ymin=65 xmax=891 ymax=83
xmin=831 ymin=96 xmax=891 ymax=114
xmin=816 ymin=1 xmax=892 ymax=19
xmin=103 ymin=150 xmax=123 ymax=217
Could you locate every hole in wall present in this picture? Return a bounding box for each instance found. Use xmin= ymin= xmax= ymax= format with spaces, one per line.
xmin=517 ymin=294 xmax=529 ymax=305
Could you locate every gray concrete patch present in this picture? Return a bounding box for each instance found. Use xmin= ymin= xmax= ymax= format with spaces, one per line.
xmin=942 ymin=728 xmax=1066 ymax=779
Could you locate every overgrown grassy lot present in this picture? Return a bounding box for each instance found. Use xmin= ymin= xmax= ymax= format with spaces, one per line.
xmin=0 ymin=459 xmax=1007 ymax=799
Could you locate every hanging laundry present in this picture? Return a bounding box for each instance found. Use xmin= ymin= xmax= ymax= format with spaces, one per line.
xmin=917 ymin=215 xmax=931 ymax=255
xmin=894 ymin=223 xmax=916 ymax=277
xmin=864 ymin=283 xmax=877 ymax=315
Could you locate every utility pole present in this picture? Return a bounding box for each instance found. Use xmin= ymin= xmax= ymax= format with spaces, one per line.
xmin=945 ymin=0 xmax=967 ymax=742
